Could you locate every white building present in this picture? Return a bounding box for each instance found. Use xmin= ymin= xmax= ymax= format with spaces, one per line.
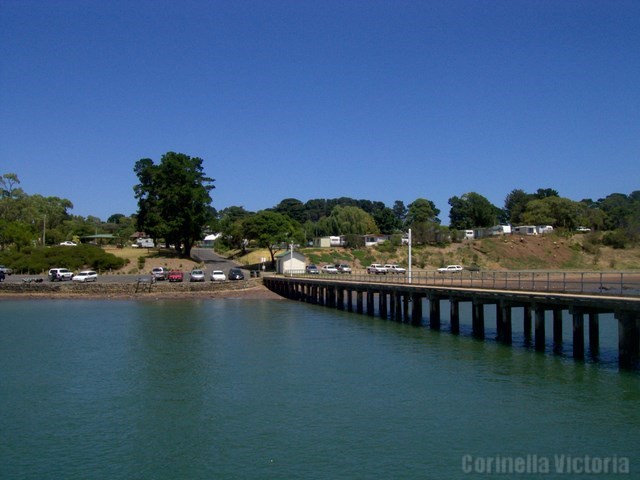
xmin=275 ymin=250 xmax=307 ymax=274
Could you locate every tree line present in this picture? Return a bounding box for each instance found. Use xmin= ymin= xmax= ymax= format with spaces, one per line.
xmin=1 ymin=151 xmax=638 ymax=263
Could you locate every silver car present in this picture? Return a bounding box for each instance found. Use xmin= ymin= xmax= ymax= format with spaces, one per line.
xmin=190 ymin=269 xmax=206 ymax=282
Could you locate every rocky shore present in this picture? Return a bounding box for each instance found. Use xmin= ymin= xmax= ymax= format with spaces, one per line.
xmin=0 ymin=278 xmax=284 ymax=300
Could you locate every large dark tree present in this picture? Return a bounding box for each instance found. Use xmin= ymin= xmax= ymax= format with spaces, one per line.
xmin=133 ymin=152 xmax=215 ymax=257
xmin=448 ymin=192 xmax=499 ymax=229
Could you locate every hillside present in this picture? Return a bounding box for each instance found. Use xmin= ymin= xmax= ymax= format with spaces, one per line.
xmin=236 ymin=234 xmax=640 ymax=271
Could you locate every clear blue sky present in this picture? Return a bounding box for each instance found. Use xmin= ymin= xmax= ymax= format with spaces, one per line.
xmin=1 ymin=0 xmax=638 ymax=223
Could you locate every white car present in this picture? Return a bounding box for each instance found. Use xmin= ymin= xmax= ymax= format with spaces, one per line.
xmin=367 ymin=264 xmax=388 ymax=274
xmin=210 ymin=270 xmax=226 ymax=282
xmin=59 ymin=241 xmax=77 ymax=246
xmin=384 ymin=264 xmax=406 ymax=274
xmin=72 ymin=270 xmax=98 ymax=283
xmin=48 ymin=268 xmax=74 ymax=281
xmin=437 ymin=265 xmax=463 ymax=273
xmin=321 ymin=265 xmax=339 ymax=274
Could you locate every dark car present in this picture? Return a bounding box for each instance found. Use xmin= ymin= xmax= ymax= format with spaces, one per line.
xmin=228 ymin=268 xmax=245 ymax=280
xmin=305 ymin=264 xmax=319 ymax=274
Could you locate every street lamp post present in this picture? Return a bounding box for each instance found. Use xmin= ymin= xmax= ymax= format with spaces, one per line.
xmin=408 ymin=228 xmax=412 ymax=283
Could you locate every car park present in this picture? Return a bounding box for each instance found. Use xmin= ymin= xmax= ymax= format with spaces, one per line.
xmin=367 ymin=264 xmax=388 ymax=274
xmin=384 ymin=264 xmax=406 ymax=274
xmin=189 ymin=269 xmax=206 ymax=282
xmin=321 ymin=264 xmax=339 ymax=274
xmin=210 ymin=270 xmax=226 ymax=282
xmin=305 ymin=264 xmax=319 ymax=274
xmin=437 ymin=265 xmax=463 ymax=273
xmin=72 ymin=270 xmax=98 ymax=283
xmin=228 ymin=268 xmax=245 ymax=280
xmin=168 ymin=270 xmax=184 ymax=282
xmin=152 ymin=267 xmax=169 ymax=281
xmin=336 ymin=264 xmax=352 ymax=274
xmin=49 ymin=268 xmax=74 ymax=281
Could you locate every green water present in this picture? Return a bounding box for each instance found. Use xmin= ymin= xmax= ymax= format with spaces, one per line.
xmin=1 ymin=299 xmax=638 ymax=479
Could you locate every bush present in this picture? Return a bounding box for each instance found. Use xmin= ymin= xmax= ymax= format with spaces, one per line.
xmin=0 ymin=245 xmax=127 ymax=274
xmin=602 ymin=230 xmax=628 ymax=249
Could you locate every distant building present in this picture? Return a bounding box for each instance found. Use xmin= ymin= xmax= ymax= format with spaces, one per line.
xmin=276 ymin=250 xmax=307 ymax=274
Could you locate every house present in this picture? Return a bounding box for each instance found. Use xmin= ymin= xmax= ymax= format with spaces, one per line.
xmin=275 ymin=250 xmax=307 ymax=274
xmin=364 ymin=234 xmax=391 ymax=247
xmin=513 ymin=225 xmax=538 ymax=236
xmin=312 ymin=236 xmax=345 ymax=248
xmin=473 ymin=225 xmax=512 ymax=239
xmin=203 ymin=233 xmax=221 ymax=248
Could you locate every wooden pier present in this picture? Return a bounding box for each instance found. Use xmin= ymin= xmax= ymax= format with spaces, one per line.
xmin=263 ymin=276 xmax=640 ymax=370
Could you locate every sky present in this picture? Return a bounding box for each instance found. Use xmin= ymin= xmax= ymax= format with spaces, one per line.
xmin=1 ymin=0 xmax=639 ymax=223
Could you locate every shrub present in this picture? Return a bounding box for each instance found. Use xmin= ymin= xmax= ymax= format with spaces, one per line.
xmin=602 ymin=230 xmax=628 ymax=249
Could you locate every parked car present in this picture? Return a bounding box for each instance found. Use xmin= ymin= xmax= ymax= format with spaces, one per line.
xmin=168 ymin=270 xmax=184 ymax=282
xmin=210 ymin=270 xmax=226 ymax=282
xmin=437 ymin=265 xmax=463 ymax=273
xmin=305 ymin=264 xmax=319 ymax=274
xmin=321 ymin=264 xmax=339 ymax=274
xmin=367 ymin=264 xmax=388 ymax=274
xmin=336 ymin=264 xmax=352 ymax=274
xmin=0 ymin=265 xmax=13 ymax=275
xmin=59 ymin=241 xmax=77 ymax=246
xmin=189 ymin=269 xmax=206 ymax=282
xmin=72 ymin=270 xmax=98 ymax=283
xmin=48 ymin=268 xmax=74 ymax=281
xmin=384 ymin=264 xmax=406 ymax=274
xmin=228 ymin=268 xmax=245 ymax=280
xmin=151 ymin=267 xmax=169 ymax=281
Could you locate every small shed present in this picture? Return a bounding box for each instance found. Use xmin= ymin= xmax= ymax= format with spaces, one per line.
xmin=276 ymin=250 xmax=307 ymax=274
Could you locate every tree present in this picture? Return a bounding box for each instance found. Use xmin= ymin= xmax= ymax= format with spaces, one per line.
xmin=406 ymin=198 xmax=440 ymax=225
xmin=373 ymin=207 xmax=401 ymax=234
xmin=522 ymin=196 xmax=585 ymax=229
xmin=504 ymin=189 xmax=530 ymax=225
xmin=133 ymin=152 xmax=215 ymax=257
xmin=273 ymin=198 xmax=307 ymax=224
xmin=242 ymin=210 xmax=301 ymax=267
xmin=329 ymin=206 xmax=379 ymax=235
xmin=448 ymin=192 xmax=499 ymax=230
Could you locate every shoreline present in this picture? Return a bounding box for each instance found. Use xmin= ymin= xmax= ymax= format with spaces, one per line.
xmin=0 ymin=280 xmax=284 ymax=301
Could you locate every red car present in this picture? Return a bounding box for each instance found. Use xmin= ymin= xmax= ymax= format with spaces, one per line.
xmin=168 ymin=270 xmax=184 ymax=282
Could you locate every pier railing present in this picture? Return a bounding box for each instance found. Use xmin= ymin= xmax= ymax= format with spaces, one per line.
xmin=284 ymin=270 xmax=640 ymax=297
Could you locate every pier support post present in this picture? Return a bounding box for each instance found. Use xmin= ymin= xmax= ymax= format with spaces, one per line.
xmin=499 ymin=302 xmax=512 ymax=345
xmin=523 ymin=306 xmax=532 ymax=345
xmin=589 ymin=312 xmax=599 ymax=358
xmin=347 ymin=288 xmax=353 ymax=312
xmin=617 ymin=311 xmax=639 ymax=370
xmin=572 ymin=311 xmax=585 ymax=360
xmin=450 ymin=299 xmax=460 ymax=334
xmin=336 ymin=287 xmax=344 ymax=310
xmin=379 ymin=291 xmax=387 ymax=319
xmin=472 ymin=301 xmax=485 ymax=339
xmin=357 ymin=291 xmax=363 ymax=314
xmin=534 ymin=306 xmax=546 ymax=352
xmin=389 ymin=292 xmax=396 ymax=321
xmin=411 ymin=293 xmax=423 ymax=326
xmin=403 ymin=295 xmax=410 ymax=323
xmin=553 ymin=309 xmax=563 ymax=354
xmin=366 ymin=290 xmax=374 ymax=317
xmin=429 ymin=296 xmax=441 ymax=330
xmin=394 ymin=292 xmax=403 ymax=322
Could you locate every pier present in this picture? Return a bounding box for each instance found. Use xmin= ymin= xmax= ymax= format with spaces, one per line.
xmin=263 ymin=275 xmax=640 ymax=370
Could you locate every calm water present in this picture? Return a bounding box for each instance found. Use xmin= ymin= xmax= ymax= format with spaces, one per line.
xmin=1 ymin=299 xmax=638 ymax=479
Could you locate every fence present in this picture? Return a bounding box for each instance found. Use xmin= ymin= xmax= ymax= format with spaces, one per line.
xmin=285 ymin=269 xmax=640 ymax=297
